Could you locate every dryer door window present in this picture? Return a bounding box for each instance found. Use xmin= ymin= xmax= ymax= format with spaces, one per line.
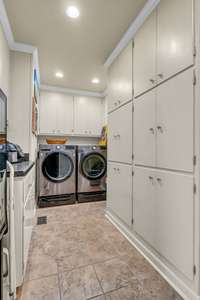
xmin=81 ymin=153 xmax=106 ymax=180
xmin=42 ymin=152 xmax=73 ymax=183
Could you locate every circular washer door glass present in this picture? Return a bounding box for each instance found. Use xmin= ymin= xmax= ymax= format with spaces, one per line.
xmin=81 ymin=153 xmax=106 ymax=180
xmin=42 ymin=152 xmax=73 ymax=182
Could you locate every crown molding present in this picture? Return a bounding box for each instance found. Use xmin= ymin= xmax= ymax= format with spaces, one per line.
xmin=41 ymin=84 xmax=105 ymax=98
xmin=104 ymin=0 xmax=160 ymax=68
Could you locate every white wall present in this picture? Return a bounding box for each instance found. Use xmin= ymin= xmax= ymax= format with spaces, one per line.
xmin=0 ymin=23 xmax=10 ymax=97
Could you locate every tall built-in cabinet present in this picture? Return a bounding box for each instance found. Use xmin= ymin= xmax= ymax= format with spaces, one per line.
xmin=107 ymin=41 xmax=133 ymax=227
xmin=39 ymin=91 xmax=104 ymax=137
xmin=106 ymin=0 xmax=200 ymax=299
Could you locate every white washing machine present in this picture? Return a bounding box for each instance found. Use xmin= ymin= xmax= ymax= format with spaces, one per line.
xmin=38 ymin=144 xmax=76 ymax=207
xmin=77 ymin=145 xmax=107 ymax=202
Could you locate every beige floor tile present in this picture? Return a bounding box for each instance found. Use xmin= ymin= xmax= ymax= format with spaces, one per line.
xmin=25 ymin=249 xmax=58 ymax=281
xmin=21 ymin=275 xmax=60 ymax=300
xmin=94 ymin=257 xmax=134 ymax=293
xmin=59 ymin=265 xmax=103 ymax=300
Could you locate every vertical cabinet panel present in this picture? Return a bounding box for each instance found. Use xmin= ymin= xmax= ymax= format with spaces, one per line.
xmin=134 ymin=90 xmax=156 ymax=167
xmin=39 ymin=91 xmax=57 ymax=134
xmin=74 ymin=96 xmax=103 ymax=136
xmin=134 ymin=167 xmax=156 ymax=247
xmin=134 ymin=11 xmax=157 ymax=96
xmin=156 ymin=68 xmax=194 ymax=172
xmin=107 ymin=162 xmax=132 ymax=226
xmin=157 ymin=0 xmax=194 ymax=83
xmin=108 ymin=102 xmax=133 ymax=164
xmin=56 ymin=94 xmax=74 ymax=135
xmin=134 ymin=167 xmax=194 ymax=280
xmin=108 ymin=42 xmax=133 ymax=112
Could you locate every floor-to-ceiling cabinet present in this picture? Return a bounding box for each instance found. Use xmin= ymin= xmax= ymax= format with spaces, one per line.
xmin=106 ymin=0 xmax=200 ymax=299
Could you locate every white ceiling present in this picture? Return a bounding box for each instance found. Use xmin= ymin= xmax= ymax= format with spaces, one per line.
xmin=4 ymin=0 xmax=147 ymax=92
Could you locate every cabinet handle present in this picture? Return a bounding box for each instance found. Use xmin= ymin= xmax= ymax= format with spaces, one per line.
xmin=157 ymin=125 xmax=163 ymax=133
xmin=149 ymin=176 xmax=154 ymax=184
xmin=157 ymin=73 xmax=164 ymax=79
xmin=149 ymin=78 xmax=155 ymax=84
xmin=157 ymin=178 xmax=162 ymax=185
xmin=118 ymin=100 xmax=121 ymax=105
xmin=149 ymin=128 xmax=154 ymax=134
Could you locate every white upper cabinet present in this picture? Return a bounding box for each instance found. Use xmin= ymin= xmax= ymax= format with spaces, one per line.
xmin=108 ymin=42 xmax=133 ymax=112
xmin=74 ymin=96 xmax=103 ymax=136
xmin=156 ymin=68 xmax=194 ymax=172
xmin=39 ymin=91 xmax=74 ymax=135
xmin=157 ymin=0 xmax=193 ymax=83
xmin=134 ymin=89 xmax=156 ymax=167
xmin=134 ymin=11 xmax=157 ymax=97
xmin=108 ymin=102 xmax=133 ymax=164
xmin=134 ymin=0 xmax=194 ymax=96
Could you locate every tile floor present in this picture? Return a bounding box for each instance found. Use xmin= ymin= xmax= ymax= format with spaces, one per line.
xmin=18 ymin=201 xmax=183 ymax=300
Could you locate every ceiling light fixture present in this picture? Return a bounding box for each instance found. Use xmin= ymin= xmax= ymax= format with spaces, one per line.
xmin=92 ymin=78 xmax=100 ymax=84
xmin=55 ymin=72 xmax=64 ymax=78
xmin=66 ymin=6 xmax=80 ymax=18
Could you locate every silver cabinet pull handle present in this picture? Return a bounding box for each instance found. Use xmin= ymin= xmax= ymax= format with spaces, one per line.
xmin=149 ymin=78 xmax=155 ymax=84
xmin=158 ymin=73 xmax=164 ymax=79
xmin=149 ymin=128 xmax=154 ymax=134
xmin=157 ymin=178 xmax=162 ymax=185
xmin=157 ymin=126 xmax=163 ymax=133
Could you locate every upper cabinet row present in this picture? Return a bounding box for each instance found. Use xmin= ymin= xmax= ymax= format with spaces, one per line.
xmin=108 ymin=42 xmax=133 ymax=112
xmin=134 ymin=0 xmax=194 ymax=97
xmin=39 ymin=92 xmax=104 ymax=136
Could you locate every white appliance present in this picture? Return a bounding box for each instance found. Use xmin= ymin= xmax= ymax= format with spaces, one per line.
xmin=3 ymin=162 xmax=16 ymax=300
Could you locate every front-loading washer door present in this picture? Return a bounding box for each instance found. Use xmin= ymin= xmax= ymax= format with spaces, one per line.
xmin=81 ymin=152 xmax=106 ymax=180
xmin=42 ymin=152 xmax=74 ymax=183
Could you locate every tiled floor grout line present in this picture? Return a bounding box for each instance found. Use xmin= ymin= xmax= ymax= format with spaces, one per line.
xmin=92 ymin=264 xmax=106 ymax=299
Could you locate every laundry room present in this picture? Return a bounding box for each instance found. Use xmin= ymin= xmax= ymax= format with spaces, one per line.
xmin=0 ymin=0 xmax=200 ymax=300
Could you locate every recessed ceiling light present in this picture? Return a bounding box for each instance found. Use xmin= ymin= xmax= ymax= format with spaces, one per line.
xmin=92 ymin=78 xmax=100 ymax=84
xmin=55 ymin=72 xmax=64 ymax=78
xmin=66 ymin=6 xmax=80 ymax=18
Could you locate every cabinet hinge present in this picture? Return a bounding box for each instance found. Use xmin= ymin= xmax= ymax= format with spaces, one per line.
xmin=193 ymin=71 xmax=197 ymax=86
xmin=132 ymin=40 xmax=135 ymax=48
xmin=193 ymin=183 xmax=197 ymax=194
xmin=131 ymin=218 xmax=134 ymax=225
xmin=132 ymin=171 xmax=134 ymax=177
xmin=193 ymin=155 xmax=197 ymax=166
xmin=132 ymin=154 xmax=134 ymax=161
xmin=193 ymin=265 xmax=197 ymax=276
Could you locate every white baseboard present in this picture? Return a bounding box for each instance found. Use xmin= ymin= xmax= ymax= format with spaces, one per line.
xmin=105 ymin=209 xmax=200 ymax=300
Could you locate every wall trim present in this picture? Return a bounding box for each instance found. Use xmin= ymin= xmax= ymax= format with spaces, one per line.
xmin=40 ymin=84 xmax=105 ymax=98
xmin=104 ymin=0 xmax=160 ymax=68
xmin=105 ymin=208 xmax=199 ymax=300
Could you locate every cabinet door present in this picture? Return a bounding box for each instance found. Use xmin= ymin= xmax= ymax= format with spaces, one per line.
xmin=39 ymin=91 xmax=57 ymax=134
xmin=108 ymin=102 xmax=132 ymax=164
xmin=107 ymin=162 xmax=132 ymax=226
xmin=108 ymin=42 xmax=133 ymax=112
xmin=157 ymin=68 xmax=194 ymax=172
xmin=155 ymin=170 xmax=194 ymax=280
xmin=157 ymin=0 xmax=193 ymax=83
xmin=74 ymin=96 xmax=103 ymax=136
xmin=56 ymin=94 xmax=74 ymax=135
xmin=134 ymin=90 xmax=156 ymax=167
xmin=133 ymin=167 xmax=156 ymax=247
xmin=134 ymin=10 xmax=157 ymax=96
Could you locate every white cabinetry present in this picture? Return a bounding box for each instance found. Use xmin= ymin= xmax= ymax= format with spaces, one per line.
xmin=74 ymin=96 xmax=103 ymax=136
xmin=134 ymin=0 xmax=194 ymax=96
xmin=108 ymin=42 xmax=133 ymax=112
xmin=39 ymin=92 xmax=104 ymax=137
xmin=157 ymin=0 xmax=193 ymax=83
xmin=107 ymin=162 xmax=132 ymax=227
xmin=134 ymin=11 xmax=157 ymax=96
xmin=14 ymin=166 xmax=36 ymax=287
xmin=134 ymin=68 xmax=194 ymax=172
xmin=108 ymin=102 xmax=133 ymax=164
xmin=134 ymin=167 xmax=194 ymax=280
xmin=39 ymin=91 xmax=74 ymax=135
